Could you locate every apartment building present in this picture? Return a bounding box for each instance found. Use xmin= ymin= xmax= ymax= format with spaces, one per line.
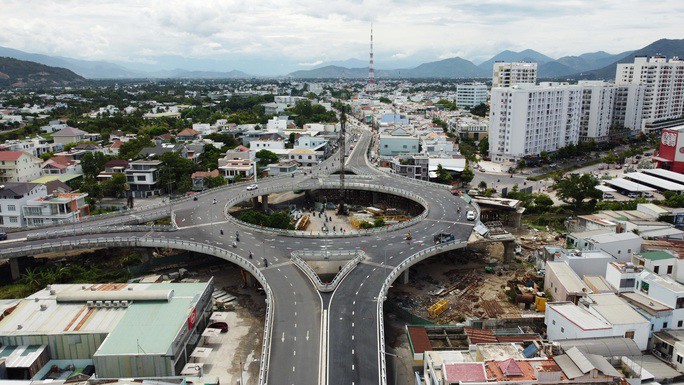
xmin=0 ymin=182 xmax=48 ymax=228
xmin=389 ymin=154 xmax=429 ymax=180
xmin=455 ymin=82 xmax=488 ymax=108
xmin=0 ymin=151 xmax=42 ymax=183
xmin=616 ymin=56 xmax=684 ymax=132
xmin=488 ymin=83 xmax=581 ymax=163
xmin=492 ymin=62 xmax=537 ymax=88
xmin=379 ymin=128 xmax=420 ymax=156
xmin=577 ymin=81 xmax=620 ymax=142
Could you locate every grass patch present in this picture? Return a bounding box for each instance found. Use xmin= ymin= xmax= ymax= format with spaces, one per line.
xmin=526 ymin=158 xmax=602 ymax=182
xmin=0 ymin=283 xmax=34 ymax=299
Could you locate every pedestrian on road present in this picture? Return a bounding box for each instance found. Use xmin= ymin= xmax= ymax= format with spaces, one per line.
xmin=220 ymin=229 xmax=223 ymax=235
xmin=249 ymin=250 xmax=253 ymax=259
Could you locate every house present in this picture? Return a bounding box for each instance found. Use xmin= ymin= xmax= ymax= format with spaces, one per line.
xmin=97 ymin=159 xmax=129 ymax=182
xmin=224 ymin=145 xmax=255 ymax=161
xmin=177 ymin=128 xmax=200 ymax=142
xmin=23 ymin=192 xmax=90 ymax=227
xmin=551 ymin=347 xmax=622 ymax=383
xmin=0 ymin=151 xmax=42 ymax=183
xmin=191 ymin=170 xmax=220 ymax=191
xmin=379 ymin=129 xmax=419 ymax=156
xmin=389 ymin=154 xmax=429 ymax=181
xmin=267 ymin=160 xmax=298 ymax=176
xmin=566 ymin=230 xmax=642 ymax=262
xmin=544 ymin=261 xmax=588 ymax=303
xmin=124 ymin=160 xmax=163 ymax=198
xmin=51 ymin=126 xmax=88 ymax=145
xmin=555 ymin=249 xmax=616 ymax=280
xmin=288 ymin=148 xmax=323 ymax=167
xmin=294 ymin=135 xmax=329 ymax=155
xmin=0 ymin=182 xmax=48 ymax=227
xmin=604 ymin=262 xmax=643 ymax=293
xmin=218 ymin=158 xmax=255 ymax=181
xmin=545 ymin=298 xmax=650 ymax=350
xmin=632 ymin=250 xmax=677 ymax=278
xmin=636 ymin=272 xmax=684 ymax=329
xmin=107 ymin=140 xmax=123 ymax=156
xmin=41 ymin=156 xmax=81 ymax=176
xmin=620 ymin=291 xmax=673 ymax=336
xmin=249 ymin=139 xmax=286 ymax=151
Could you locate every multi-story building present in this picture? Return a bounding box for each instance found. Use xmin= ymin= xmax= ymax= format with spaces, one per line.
xmin=577 ymin=81 xmax=619 ymax=142
xmin=0 ymin=151 xmax=42 ymax=183
xmin=289 ymin=148 xmax=324 ymax=167
xmin=22 ymin=192 xmax=89 ymax=227
xmin=389 ymin=154 xmax=429 ymax=180
xmin=616 ymin=56 xmax=684 ymax=132
xmin=379 ymin=128 xmax=420 ymax=156
xmin=124 ymin=160 xmax=162 ymax=198
xmin=488 ymin=83 xmax=581 ymax=163
xmin=218 ymin=158 xmax=255 ymax=181
xmin=492 ymin=62 xmax=537 ymax=88
xmin=51 ymin=126 xmax=88 ymax=146
xmin=0 ymin=182 xmax=47 ymax=228
xmin=0 ymin=137 xmax=61 ymax=158
xmin=455 ymin=82 xmax=488 ymax=108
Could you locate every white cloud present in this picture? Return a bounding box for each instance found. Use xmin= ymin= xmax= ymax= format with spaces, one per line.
xmin=0 ymin=0 xmax=680 ymax=74
xmin=298 ymin=60 xmax=324 ymax=66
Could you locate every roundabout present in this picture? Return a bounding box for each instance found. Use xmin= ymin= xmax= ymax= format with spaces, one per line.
xmin=0 ymin=114 xmax=477 ymax=385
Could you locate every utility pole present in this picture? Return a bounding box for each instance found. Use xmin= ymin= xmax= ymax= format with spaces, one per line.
xmin=337 ymin=107 xmax=347 ymax=215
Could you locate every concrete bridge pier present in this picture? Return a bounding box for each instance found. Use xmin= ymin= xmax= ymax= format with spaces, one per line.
xmin=502 ymin=240 xmax=516 ymax=263
xmin=9 ymin=256 xmax=34 ymax=281
xmin=401 ymin=269 xmax=409 ymax=284
xmin=261 ymin=195 xmax=269 ymax=210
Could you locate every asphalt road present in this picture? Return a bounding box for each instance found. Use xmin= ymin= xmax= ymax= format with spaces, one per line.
xmin=0 ymin=115 xmax=476 ymax=385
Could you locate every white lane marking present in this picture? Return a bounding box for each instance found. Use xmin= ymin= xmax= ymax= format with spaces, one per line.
xmin=282 ymin=332 xmax=285 ymax=342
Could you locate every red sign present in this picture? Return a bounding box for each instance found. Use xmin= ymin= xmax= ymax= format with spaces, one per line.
xmin=659 ymin=130 xmax=679 ymax=162
xmin=187 ymin=307 xmax=197 ymax=329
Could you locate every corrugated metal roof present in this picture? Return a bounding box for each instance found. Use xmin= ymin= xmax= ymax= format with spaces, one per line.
xmin=554 ymin=354 xmax=583 ymax=379
xmin=546 ymin=262 xmax=588 ymax=295
xmin=548 ymin=303 xmax=611 ymax=331
xmin=558 ymin=337 xmax=642 ymax=357
xmin=567 ymin=346 xmax=595 ymax=374
xmin=587 ymin=293 xmax=649 ymax=325
xmin=406 ymin=326 xmax=432 ymax=354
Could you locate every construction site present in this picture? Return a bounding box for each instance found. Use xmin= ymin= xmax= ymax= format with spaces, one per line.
xmin=386 ymin=225 xmax=563 ymax=325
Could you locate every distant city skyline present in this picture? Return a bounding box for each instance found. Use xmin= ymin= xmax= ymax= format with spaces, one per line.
xmin=0 ymin=0 xmax=681 ymax=75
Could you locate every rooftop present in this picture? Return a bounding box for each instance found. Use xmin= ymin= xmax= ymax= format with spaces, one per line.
xmin=547 ymin=302 xmax=611 ymax=331
xmin=546 ymin=262 xmax=587 ymax=294
xmin=620 ymin=291 xmax=672 ymax=314
xmin=444 ymin=363 xmax=486 ymax=383
xmin=640 ymin=250 xmax=675 ymax=261
xmin=586 ymin=293 xmax=649 ymax=325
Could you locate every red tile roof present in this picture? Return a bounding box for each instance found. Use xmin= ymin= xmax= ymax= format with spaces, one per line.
xmin=0 ymin=150 xmax=27 ymax=161
xmin=464 ymin=327 xmax=498 ymax=344
xmin=499 ymin=358 xmax=524 ymax=377
xmin=178 ymin=128 xmax=200 ymax=136
xmin=444 ymin=363 xmax=486 ymax=383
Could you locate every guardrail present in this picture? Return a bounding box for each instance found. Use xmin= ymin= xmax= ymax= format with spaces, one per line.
xmin=0 ymin=237 xmax=275 ymax=385
xmin=375 ymin=239 xmax=468 ymax=385
xmin=290 ymin=250 xmax=364 ymax=292
xmin=26 ymin=225 xmax=176 ymax=241
xmin=223 ymin=181 xmax=430 ymax=238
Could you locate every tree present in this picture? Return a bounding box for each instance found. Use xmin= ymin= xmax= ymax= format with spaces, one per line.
xmin=102 ymin=173 xmax=127 ymax=198
xmin=81 ymin=152 xmax=111 ymax=179
xmin=289 ymin=132 xmax=296 ymax=145
xmin=204 ymin=175 xmax=227 ymax=189
xmin=478 ymin=138 xmax=489 ymax=157
xmin=459 ymin=167 xmax=475 ymax=185
xmin=478 ymin=181 xmax=487 ymax=190
xmin=118 ymin=135 xmax=153 ymax=160
xmin=554 ymin=173 xmax=603 ymax=210
xmin=78 ymin=177 xmax=104 ymax=204
xmin=373 ymin=217 xmax=386 ymax=228
xmin=533 ymin=193 xmax=554 ymax=209
xmin=435 ymin=164 xmax=452 ymax=184
xmin=197 ymin=144 xmax=223 ymax=171
xmin=158 ymin=151 xmax=195 ymax=194
xmin=470 ymin=103 xmax=488 ymax=117
xmin=256 ymin=149 xmax=279 ymax=167
xmin=379 ymin=97 xmax=392 ymax=104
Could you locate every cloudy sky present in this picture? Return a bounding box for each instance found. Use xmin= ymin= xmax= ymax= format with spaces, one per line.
xmin=0 ymin=0 xmax=681 ymax=75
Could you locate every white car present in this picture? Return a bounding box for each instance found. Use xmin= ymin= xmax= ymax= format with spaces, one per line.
xmin=246 ymin=184 xmax=259 ymax=191
xmin=466 ymin=211 xmax=476 ymax=221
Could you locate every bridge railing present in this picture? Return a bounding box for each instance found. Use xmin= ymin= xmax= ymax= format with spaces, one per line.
xmin=26 ymin=225 xmax=177 ymax=240
xmin=224 ymin=181 xmax=430 ymax=238
xmin=290 ymin=250 xmax=364 ymax=292
xmin=0 ymin=237 xmax=275 ymax=385
xmin=375 ymin=239 xmax=468 ymax=385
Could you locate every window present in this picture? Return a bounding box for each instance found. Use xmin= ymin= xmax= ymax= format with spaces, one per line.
xmin=679 ymin=320 xmax=683 ymax=328
xmin=560 ymin=327 xmax=564 ymax=333
xmin=654 ymin=266 xmax=660 ymax=274
xmin=552 ymin=320 xmax=556 ymax=325
xmin=625 ymin=331 xmax=635 ymax=339
xmin=9 ymin=217 xmax=17 ymax=223
xmin=664 ymin=322 xmax=669 ymax=329
xmin=668 ymin=265 xmax=674 ymax=274
xmin=137 ymin=176 xmax=145 ymax=181
xmin=677 ymin=297 xmax=684 ymax=309
xmin=7 ymin=205 xmax=15 ymax=211
xmin=678 ymin=355 xmax=683 ymax=364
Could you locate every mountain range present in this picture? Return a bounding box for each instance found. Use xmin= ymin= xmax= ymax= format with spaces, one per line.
xmin=0 ymin=57 xmax=83 ymax=87
xmin=0 ymin=39 xmax=682 ymax=80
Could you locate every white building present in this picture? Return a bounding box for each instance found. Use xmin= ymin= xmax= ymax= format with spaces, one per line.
xmin=125 ymin=160 xmax=162 ymax=198
xmin=0 ymin=182 xmax=47 ymax=228
xmin=218 ymin=158 xmax=255 ymax=181
xmin=23 ymin=192 xmax=89 ymax=227
xmin=616 ymin=56 xmax=684 ymax=132
xmin=578 ymin=81 xmax=620 ymax=143
xmin=489 ymin=83 xmax=581 ymax=163
xmin=605 ymin=262 xmax=643 ymax=293
xmin=637 ymin=272 xmax=684 ymax=329
xmin=249 ymin=139 xmax=286 ymax=151
xmin=455 ymin=82 xmax=488 ymax=108
xmin=379 ymin=128 xmax=420 ymax=156
xmin=289 ymin=148 xmax=324 ymax=167
xmin=0 ymin=137 xmax=61 ymax=158
xmin=51 ymin=126 xmax=88 ymax=146
xmin=555 ymin=250 xmax=616 ymax=280
xmin=0 ymin=151 xmax=43 ymax=183
xmin=567 ymin=231 xmax=642 ymax=262
xmin=492 ymin=62 xmax=537 ymax=88
xmin=546 ymin=296 xmax=650 ymax=350
xmin=266 ymin=116 xmax=290 ymax=135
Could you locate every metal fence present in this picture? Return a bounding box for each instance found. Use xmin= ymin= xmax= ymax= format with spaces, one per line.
xmin=0 ymin=237 xmax=275 ymax=385
xmin=26 ymin=225 xmax=176 ymax=241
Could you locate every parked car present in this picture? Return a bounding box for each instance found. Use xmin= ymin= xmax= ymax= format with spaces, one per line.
xmin=614 ymin=164 xmax=622 ymax=169
xmin=0 ymin=231 xmax=6 ymax=241
xmin=627 ymin=192 xmax=640 ymax=199
xmin=603 ymin=193 xmax=615 ymax=199
xmin=466 ymin=211 xmax=476 ymax=221
xmin=598 ymin=164 xmax=605 ymax=170
xmin=246 ymin=184 xmax=259 ymax=191
xmin=208 ymin=322 xmax=229 ymax=333
xmin=643 ymin=192 xmax=655 ymax=198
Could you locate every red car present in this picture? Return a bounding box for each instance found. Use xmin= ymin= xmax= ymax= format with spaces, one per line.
xmin=208 ymin=322 xmax=228 ymax=333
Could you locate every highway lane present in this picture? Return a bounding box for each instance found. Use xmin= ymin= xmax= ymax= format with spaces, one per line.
xmin=0 ymin=111 xmax=477 ymax=385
